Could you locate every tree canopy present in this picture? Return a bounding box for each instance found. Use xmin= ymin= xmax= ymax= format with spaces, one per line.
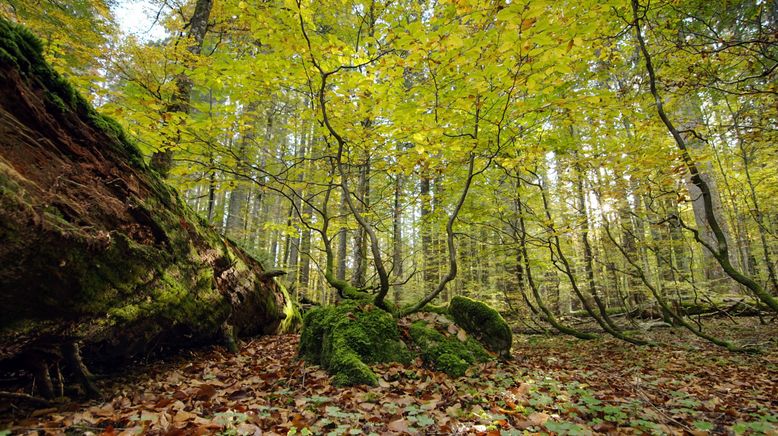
xmin=4 ymin=0 xmax=777 ymax=346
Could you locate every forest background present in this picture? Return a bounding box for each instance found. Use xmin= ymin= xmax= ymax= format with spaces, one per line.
xmin=2 ymin=0 xmax=777 ymax=341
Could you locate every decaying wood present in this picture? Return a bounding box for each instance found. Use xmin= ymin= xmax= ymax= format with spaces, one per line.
xmin=0 ymin=20 xmax=295 ymax=400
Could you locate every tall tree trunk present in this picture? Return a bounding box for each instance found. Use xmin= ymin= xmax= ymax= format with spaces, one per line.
xmin=728 ymin=100 xmax=778 ymax=293
xmin=336 ymin=193 xmax=348 ymax=281
xmin=392 ymin=173 xmax=404 ymax=304
xmin=632 ymin=0 xmax=778 ymax=312
xmin=353 ymin=159 xmax=370 ymax=287
xmin=299 ymin=200 xmax=313 ymax=297
xmin=149 ymin=0 xmax=214 ymax=177
xmin=420 ymin=175 xmax=433 ymax=288
xmin=225 ymin=106 xmax=257 ymax=240
xmin=573 ymin=153 xmax=619 ymax=331
xmin=515 ymin=178 xmax=595 ymax=339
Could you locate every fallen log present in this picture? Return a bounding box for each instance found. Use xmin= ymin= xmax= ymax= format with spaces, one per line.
xmin=0 ymin=19 xmax=298 ymax=398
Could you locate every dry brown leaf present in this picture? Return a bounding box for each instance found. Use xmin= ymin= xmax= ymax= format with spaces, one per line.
xmin=173 ymin=410 xmax=196 ymax=423
xmin=528 ymin=412 xmax=550 ymax=426
xmin=236 ymin=422 xmax=262 ymax=435
xmin=387 ymin=418 xmax=409 ymax=432
xmin=194 ymin=384 xmax=217 ymax=401
xmin=73 ymin=411 xmax=98 ymax=425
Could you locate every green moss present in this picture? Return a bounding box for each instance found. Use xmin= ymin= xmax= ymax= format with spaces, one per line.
xmin=299 ymin=301 xmax=410 ymax=386
xmin=45 ymin=91 xmax=69 ymax=113
xmin=435 ymin=353 xmax=469 ymax=377
xmin=278 ymin=282 xmax=302 ymax=333
xmin=0 ymin=17 xmax=145 ymax=170
xmin=326 ymin=336 xmax=379 ymax=386
xmin=76 ymin=233 xmax=165 ymax=313
xmin=0 ymin=46 xmax=16 ymax=67
xmin=107 ymin=304 xmax=141 ymax=322
xmin=407 ymin=320 xmax=491 ymax=377
xmin=449 ymin=296 xmax=513 ymax=357
xmin=87 ymin=111 xmax=145 ymax=168
xmin=0 ymin=19 xmax=43 ymax=73
xmin=419 ymin=303 xmax=450 ymax=316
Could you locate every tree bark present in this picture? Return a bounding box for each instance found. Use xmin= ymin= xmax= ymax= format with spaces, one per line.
xmin=392 ymin=173 xmax=404 ymax=304
xmin=631 ymin=0 xmax=778 ymax=312
xmin=149 ymin=0 xmax=214 ymax=177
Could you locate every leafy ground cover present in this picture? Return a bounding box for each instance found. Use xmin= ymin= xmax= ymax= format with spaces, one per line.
xmin=1 ymin=318 xmax=776 ymax=435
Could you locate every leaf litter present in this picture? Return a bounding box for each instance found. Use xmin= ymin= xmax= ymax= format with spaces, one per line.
xmin=1 ymin=317 xmax=776 ymax=435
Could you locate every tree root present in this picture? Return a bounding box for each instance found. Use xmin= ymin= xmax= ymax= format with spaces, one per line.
xmin=0 ymin=391 xmax=56 ymax=406
xmin=62 ymin=341 xmax=101 ymax=398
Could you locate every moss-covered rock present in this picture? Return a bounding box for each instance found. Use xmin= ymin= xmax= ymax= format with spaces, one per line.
xmin=407 ymin=320 xmax=491 ymax=377
xmin=299 ymin=301 xmax=411 ymax=386
xmin=449 ymin=296 xmax=513 ymax=357
xmin=298 ymin=297 xmax=513 ymax=385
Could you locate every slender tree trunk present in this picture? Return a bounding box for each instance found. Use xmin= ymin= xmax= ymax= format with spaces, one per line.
xmin=728 ymin=100 xmax=778 ymax=293
xmin=631 ymin=0 xmax=778 ymax=312
xmin=225 ymin=106 xmax=257 ymax=240
xmin=420 ymin=175 xmax=433 ymax=288
xmin=207 ymin=166 xmax=217 ymax=224
xmin=149 ymin=0 xmax=214 ymax=177
xmin=353 ymin=159 xmax=370 ymax=287
xmin=299 ymin=201 xmax=313 ymax=295
xmin=537 ymin=171 xmax=642 ymax=344
xmin=336 ymin=192 xmax=348 ymax=281
xmin=573 ymin=154 xmax=620 ymax=331
xmin=516 ymin=177 xmax=596 ymax=339
xmin=392 ymin=173 xmax=404 ymax=304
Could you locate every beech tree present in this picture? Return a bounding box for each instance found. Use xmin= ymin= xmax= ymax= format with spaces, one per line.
xmin=6 ymin=0 xmax=776 ymax=340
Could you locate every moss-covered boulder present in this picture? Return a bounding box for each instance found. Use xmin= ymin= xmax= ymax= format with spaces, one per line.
xmin=298 ymin=297 xmax=511 ymax=385
xmin=299 ymin=301 xmax=411 ymax=386
xmin=406 ymin=318 xmax=492 ymax=377
xmin=449 ymin=296 xmax=512 ymax=357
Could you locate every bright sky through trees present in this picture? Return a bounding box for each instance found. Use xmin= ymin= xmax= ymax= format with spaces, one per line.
xmin=113 ymin=0 xmax=167 ymax=41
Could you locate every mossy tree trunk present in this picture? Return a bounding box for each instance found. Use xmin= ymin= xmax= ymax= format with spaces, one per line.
xmin=0 ymin=19 xmax=295 ymax=398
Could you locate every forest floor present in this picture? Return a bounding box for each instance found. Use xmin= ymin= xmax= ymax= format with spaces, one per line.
xmin=1 ymin=317 xmax=776 ymax=435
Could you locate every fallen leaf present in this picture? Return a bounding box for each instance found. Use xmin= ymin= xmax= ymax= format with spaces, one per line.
xmin=387 ymin=418 xmax=409 ymax=432
xmin=529 ymin=412 xmax=549 ymax=426
xmin=194 ymin=384 xmax=217 ymax=401
xmin=173 ymin=410 xmax=196 ymax=423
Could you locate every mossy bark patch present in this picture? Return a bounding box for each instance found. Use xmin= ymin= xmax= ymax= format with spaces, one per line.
xmin=299 ymin=301 xmax=411 ymax=386
xmin=448 ymin=296 xmax=513 ymax=357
